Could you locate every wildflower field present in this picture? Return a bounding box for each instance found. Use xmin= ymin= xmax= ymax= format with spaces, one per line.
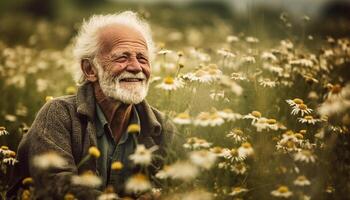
xmin=1 ymin=1 xmax=350 ymax=200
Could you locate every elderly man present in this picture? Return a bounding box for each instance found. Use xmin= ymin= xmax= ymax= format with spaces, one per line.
xmin=8 ymin=11 xmax=175 ymax=199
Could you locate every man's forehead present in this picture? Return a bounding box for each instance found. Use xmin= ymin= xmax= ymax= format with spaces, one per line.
xmin=97 ymin=24 xmax=148 ymax=53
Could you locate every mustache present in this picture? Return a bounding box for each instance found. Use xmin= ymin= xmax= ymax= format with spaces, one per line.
xmin=101 ymin=71 xmax=147 ymax=82
xmin=116 ymin=71 xmax=146 ymax=81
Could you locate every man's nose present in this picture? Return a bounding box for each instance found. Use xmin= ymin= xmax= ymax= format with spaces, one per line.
xmin=126 ymin=57 xmax=142 ymax=74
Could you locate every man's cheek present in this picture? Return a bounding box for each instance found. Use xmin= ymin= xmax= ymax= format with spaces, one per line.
xmin=143 ymin=66 xmax=151 ymax=79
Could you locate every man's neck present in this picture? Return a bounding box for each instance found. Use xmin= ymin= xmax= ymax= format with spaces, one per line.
xmin=93 ymin=82 xmax=127 ymax=124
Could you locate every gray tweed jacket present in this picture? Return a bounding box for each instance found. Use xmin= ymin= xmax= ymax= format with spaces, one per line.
xmin=7 ymin=82 xmax=175 ymax=199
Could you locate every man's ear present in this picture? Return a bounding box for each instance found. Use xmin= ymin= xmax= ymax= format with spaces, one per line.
xmin=81 ymin=59 xmax=98 ymax=82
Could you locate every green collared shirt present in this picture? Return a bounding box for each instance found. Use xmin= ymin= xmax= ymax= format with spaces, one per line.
xmin=95 ymin=103 xmax=140 ymax=191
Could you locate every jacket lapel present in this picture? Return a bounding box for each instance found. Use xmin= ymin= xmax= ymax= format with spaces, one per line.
xmin=76 ymin=82 xmax=98 ymax=172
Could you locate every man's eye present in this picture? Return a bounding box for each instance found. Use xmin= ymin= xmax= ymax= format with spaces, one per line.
xmin=115 ymin=56 xmax=127 ymax=62
xmin=138 ymin=57 xmax=148 ymax=64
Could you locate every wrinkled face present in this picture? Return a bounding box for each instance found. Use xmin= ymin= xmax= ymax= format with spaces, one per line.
xmin=95 ymin=24 xmax=151 ymax=104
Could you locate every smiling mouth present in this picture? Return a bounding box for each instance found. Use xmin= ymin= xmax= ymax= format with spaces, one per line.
xmin=120 ymin=78 xmax=144 ymax=82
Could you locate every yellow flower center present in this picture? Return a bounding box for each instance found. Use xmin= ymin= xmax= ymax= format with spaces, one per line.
xmin=293 ymin=98 xmax=303 ymax=104
xmin=285 ymin=130 xmax=294 ymax=136
xmin=88 ymin=146 xmax=101 ymax=158
xmin=64 ymin=193 xmax=76 ymax=200
xmin=302 ymin=150 xmax=312 ymax=156
xmin=208 ymin=69 xmax=219 ymax=75
xmin=304 ymin=115 xmax=313 ymax=120
xmin=133 ymin=173 xmax=148 ymax=182
xmin=209 ymin=113 xmax=220 ymax=119
xmin=127 ymin=124 xmax=141 ymax=133
xmin=298 ymin=103 xmax=308 ymax=110
xmin=164 ymin=76 xmax=174 ymax=84
xmin=331 ymin=84 xmax=342 ymax=94
xmin=177 ymin=112 xmax=190 ymax=119
xmin=45 ymin=96 xmax=54 ymax=102
xmin=208 ymin=63 xmax=218 ymax=69
xmin=198 ymin=112 xmax=210 ymax=120
xmin=188 ymin=138 xmax=197 ymax=144
xmin=242 ymin=142 xmax=252 ymax=148
xmin=267 ymin=119 xmax=277 ymax=124
xmin=296 ymin=176 xmax=306 ymax=181
xmin=223 ymin=108 xmax=233 ymax=113
xmin=251 ymin=111 xmax=262 ymax=118
xmin=277 ymin=186 xmax=289 ymax=193
xmin=22 ymin=177 xmax=33 ymax=186
xmin=212 ymin=147 xmax=223 ymax=153
xmin=1 ymin=145 xmax=9 ymax=150
xmin=233 ymin=129 xmax=243 ymax=135
xmin=294 ymin=133 xmax=304 ymax=139
xmin=285 ymin=141 xmax=295 ymax=148
xmin=230 ymin=149 xmax=238 ymax=156
xmin=111 ymin=161 xmax=123 ymax=170
xmin=195 ymin=70 xmax=207 ymax=77
xmin=8 ymin=151 xmax=16 ymax=157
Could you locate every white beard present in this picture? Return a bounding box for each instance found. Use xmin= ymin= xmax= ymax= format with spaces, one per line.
xmin=97 ymin=68 xmax=149 ymax=104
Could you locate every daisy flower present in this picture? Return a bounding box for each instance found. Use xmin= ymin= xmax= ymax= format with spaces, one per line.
xmin=155 ymin=165 xmax=171 ymax=179
xmin=208 ymin=113 xmax=225 ymax=127
xmin=229 ymin=186 xmax=248 ymax=196
xmin=217 ymin=48 xmax=236 ymax=58
xmin=217 ymin=109 xmax=242 ymax=121
xmin=298 ymin=115 xmax=322 ymax=124
xmin=259 ymin=78 xmax=277 ymax=88
xmin=271 ymin=186 xmax=293 ymax=198
xmin=98 ymin=193 xmax=118 ymax=200
xmin=209 ymin=146 xmax=230 ymax=157
xmin=226 ymin=35 xmax=239 ymax=43
xmin=183 ymin=70 xmax=212 ymax=83
xmin=125 ymin=173 xmax=151 ymax=193
xmin=294 ymin=150 xmax=316 ymax=163
xmin=226 ymin=129 xmax=247 ymax=143
xmin=167 ymin=161 xmax=199 ymax=181
xmin=231 ymin=163 xmax=247 ymax=174
xmin=261 ymin=51 xmax=277 ymax=62
xmin=189 ymin=150 xmax=217 ymax=169
xmin=225 ymin=148 xmax=246 ymax=162
xmin=243 ymin=111 xmax=262 ymax=124
xmin=194 ymin=112 xmax=211 ymax=127
xmin=293 ymin=175 xmax=311 ymax=186
xmin=33 ymin=152 xmax=67 ymax=169
xmin=245 ymin=36 xmax=259 ymax=43
xmin=0 ymin=146 xmax=15 ymax=157
xmin=173 ymin=112 xmax=192 ymax=125
xmin=3 ymin=157 xmax=18 ymax=165
xmin=156 ymin=76 xmax=184 ymax=91
xmin=241 ymin=56 xmax=256 ymax=64
xmin=209 ymin=90 xmax=225 ymax=101
xmin=183 ymin=137 xmax=212 ymax=150
xmin=129 ymin=144 xmax=158 ymax=166
xmin=0 ymin=126 xmax=9 ymax=136
xmin=157 ymin=49 xmax=173 ymax=55
xmin=238 ymin=142 xmax=254 ymax=158
xmin=231 ymin=72 xmax=247 ymax=81
xmin=286 ymin=98 xmax=304 ymax=107
xmin=291 ymin=103 xmax=313 ymax=116
xmin=71 ymin=171 xmax=102 ymax=188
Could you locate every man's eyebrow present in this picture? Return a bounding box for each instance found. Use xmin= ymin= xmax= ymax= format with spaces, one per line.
xmin=109 ymin=51 xmax=149 ymax=58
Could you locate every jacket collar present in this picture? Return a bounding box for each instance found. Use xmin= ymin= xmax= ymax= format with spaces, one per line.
xmin=76 ymin=82 xmax=162 ymax=137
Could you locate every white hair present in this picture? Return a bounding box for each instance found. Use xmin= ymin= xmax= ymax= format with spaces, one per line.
xmin=73 ymin=11 xmax=155 ymax=85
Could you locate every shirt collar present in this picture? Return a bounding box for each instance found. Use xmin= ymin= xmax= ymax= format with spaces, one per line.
xmin=95 ymin=103 xmax=141 ymax=139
